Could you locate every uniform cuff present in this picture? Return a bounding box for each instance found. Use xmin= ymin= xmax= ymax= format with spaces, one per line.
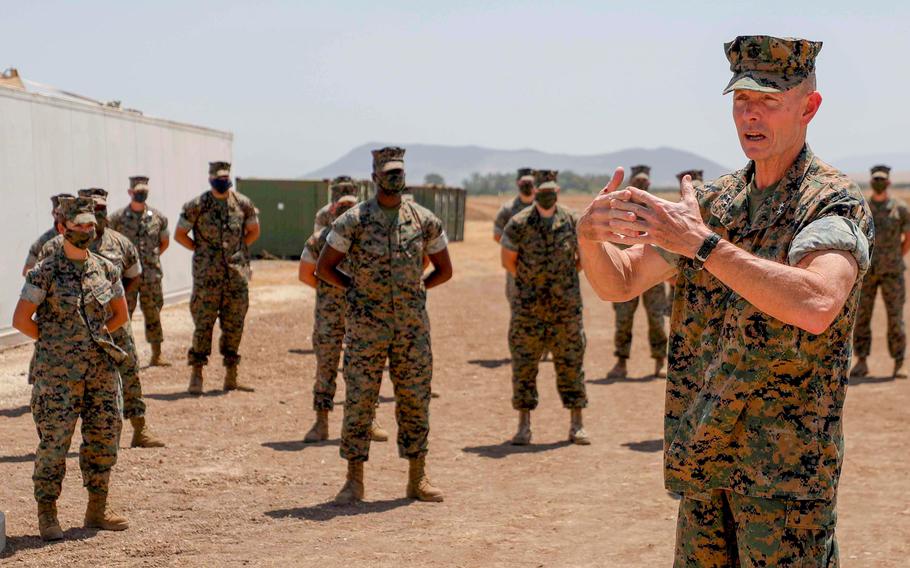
xmin=788 ymin=216 xmax=870 ymax=274
xmin=123 ymin=262 xmax=142 ymax=279
xmin=326 ymin=230 xmax=351 ymax=253
xmin=177 ymin=218 xmax=193 ymax=231
xmin=426 ymin=232 xmax=449 ymax=255
xmin=300 ymin=248 xmax=318 ymax=264
xmin=21 ymin=282 xmax=46 ymax=305
xmin=500 ymin=234 xmax=518 ymax=252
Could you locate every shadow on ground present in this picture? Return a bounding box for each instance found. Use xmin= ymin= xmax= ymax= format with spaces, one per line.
xmin=265 ymin=498 xmax=412 ymax=521
xmin=588 ymin=374 xmax=665 ymax=386
xmin=0 ymin=528 xmax=99 ymax=558
xmin=262 ymin=439 xmax=340 ymax=452
xmin=462 ymin=440 xmax=572 ymax=459
xmin=145 ymin=390 xmax=229 ymax=401
xmin=850 ymin=375 xmax=899 ymax=386
xmin=0 ymin=451 xmax=78 ymax=464
xmin=621 ymin=439 xmax=663 ymax=453
xmin=466 ymin=358 xmax=511 ymax=369
xmin=0 ymin=405 xmax=30 ymax=418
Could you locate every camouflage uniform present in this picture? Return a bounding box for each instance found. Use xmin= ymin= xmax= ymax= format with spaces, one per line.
xmin=23 ymin=197 xmax=126 ymax=503
xmin=666 ymin=37 xmax=871 ymax=566
xmin=301 ymin=227 xmax=346 ymax=410
xmin=614 ymin=165 xmax=667 ymax=361
xmin=501 ymin=203 xmax=587 ymax=411
xmin=853 ymin=190 xmax=910 ymax=364
xmin=494 ymin=168 xmax=536 ymax=306
xmin=109 ymin=200 xmax=169 ymax=345
xmin=314 ymin=176 xmax=358 ymax=234
xmin=177 ymin=169 xmax=259 ymax=368
xmin=328 ymin=195 xmax=448 ymax=462
xmin=667 ymin=171 xmax=706 ymax=315
xmin=23 ymin=193 xmax=73 ymax=272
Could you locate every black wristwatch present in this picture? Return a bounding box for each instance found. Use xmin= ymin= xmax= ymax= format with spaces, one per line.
xmin=692 ymin=233 xmax=721 ymax=271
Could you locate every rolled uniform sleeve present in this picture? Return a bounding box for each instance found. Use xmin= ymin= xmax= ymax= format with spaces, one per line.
xmin=300 ymin=233 xmax=320 ymax=264
xmin=159 ymin=214 xmax=170 ymax=240
xmin=327 ymin=209 xmax=356 ymax=253
xmin=493 ymin=206 xmax=510 ymax=238
xmin=240 ymin=198 xmax=260 ymax=228
xmin=500 ymin=219 xmax=520 ymax=252
xmin=422 ymin=212 xmax=448 ymax=255
xmin=788 ymin=216 xmax=871 ymax=274
xmin=899 ymin=200 xmax=910 ymax=233
xmin=122 ymin=240 xmax=143 ymax=279
xmin=21 ymin=263 xmax=51 ymax=305
xmin=177 ymin=199 xmax=200 ymax=232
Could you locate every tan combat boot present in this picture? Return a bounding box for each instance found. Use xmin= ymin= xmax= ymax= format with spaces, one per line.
xmin=188 ymin=365 xmax=204 ymax=395
xmin=224 ymin=365 xmax=255 ymax=392
xmin=303 ymin=410 xmax=329 ymax=443
xmin=129 ymin=416 xmax=165 ymax=448
xmin=406 ymin=456 xmax=444 ymax=502
xmin=607 ymin=358 xmax=628 ymax=380
xmin=654 ymin=357 xmax=666 ymax=378
xmin=569 ymin=408 xmax=591 ymax=445
xmin=510 ymin=409 xmax=532 ymax=445
xmin=894 ymin=359 xmax=907 ymax=379
xmin=149 ymin=342 xmax=170 ymax=367
xmin=84 ymin=492 xmax=129 ymax=531
xmin=334 ymin=461 xmax=365 ymax=505
xmin=38 ymin=501 xmax=63 ymax=541
xmin=370 ymin=417 xmax=389 ymax=442
xmin=850 ymin=357 xmax=868 ymax=378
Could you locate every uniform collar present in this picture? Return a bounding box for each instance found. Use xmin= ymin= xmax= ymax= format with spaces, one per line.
xmin=529 ymin=204 xmax=568 ymax=229
xmin=712 ymin=144 xmax=816 ymax=234
xmin=366 ymin=196 xmax=416 ymax=228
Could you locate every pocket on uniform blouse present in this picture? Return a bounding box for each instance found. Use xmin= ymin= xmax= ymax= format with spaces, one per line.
xmin=92 ymin=284 xmax=115 ymax=305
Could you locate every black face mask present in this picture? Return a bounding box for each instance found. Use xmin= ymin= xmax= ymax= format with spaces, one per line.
xmin=64 ymin=227 xmax=96 ymax=250
xmin=377 ymin=170 xmax=406 ymax=194
xmin=210 ymin=178 xmax=233 ymax=194
xmin=871 ymin=180 xmax=888 ymax=193
xmin=535 ymin=191 xmax=558 ymax=209
xmin=133 ymin=191 xmax=149 ymax=203
xmin=518 ymin=181 xmax=534 ymax=196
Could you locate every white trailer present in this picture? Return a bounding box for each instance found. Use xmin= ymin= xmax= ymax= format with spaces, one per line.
xmin=0 ymin=83 xmax=233 ymax=344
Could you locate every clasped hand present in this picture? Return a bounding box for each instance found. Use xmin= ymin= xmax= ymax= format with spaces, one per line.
xmin=577 ymin=168 xmax=713 ymax=258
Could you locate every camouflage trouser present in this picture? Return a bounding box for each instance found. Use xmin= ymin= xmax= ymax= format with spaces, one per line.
xmin=112 ymin=325 xmax=145 ymax=419
xmin=666 ymin=284 xmax=676 ymax=317
xmin=340 ymin=313 xmax=432 ymax=462
xmin=508 ymin=312 xmax=587 ymax=410
xmin=505 ymin=273 xmax=518 ymax=309
xmin=188 ymin=272 xmax=249 ymax=367
xmin=312 ymin=289 xmax=345 ymax=411
xmin=675 ymin=490 xmax=837 ymax=567
xmin=613 ymin=282 xmax=667 ymax=359
xmin=127 ymin=278 xmax=164 ymax=344
xmin=853 ymin=271 xmax=905 ymax=361
xmin=31 ymin=354 xmax=122 ymax=502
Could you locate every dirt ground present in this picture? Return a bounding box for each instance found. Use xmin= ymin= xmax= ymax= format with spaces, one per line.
xmin=1 ymin=194 xmax=909 ymax=567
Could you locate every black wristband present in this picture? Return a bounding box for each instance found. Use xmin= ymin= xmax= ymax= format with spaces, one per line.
xmin=692 ymin=233 xmax=721 ymax=271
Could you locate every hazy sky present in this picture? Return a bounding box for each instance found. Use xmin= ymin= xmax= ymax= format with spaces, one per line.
xmin=3 ymin=0 xmax=908 ymax=177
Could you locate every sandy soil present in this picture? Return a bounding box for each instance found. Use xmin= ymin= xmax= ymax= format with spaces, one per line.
xmin=0 ymin=194 xmax=908 ymax=567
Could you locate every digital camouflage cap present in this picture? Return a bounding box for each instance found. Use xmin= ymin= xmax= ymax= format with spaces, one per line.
xmin=371 ymin=146 xmax=405 ymax=174
xmin=78 ymin=188 xmax=109 ymax=207
xmin=723 ymin=35 xmax=822 ymax=94
xmin=517 ymin=167 xmax=535 ymax=182
xmin=130 ymin=176 xmax=150 ymax=190
xmin=534 ymin=169 xmax=559 ymax=190
xmin=59 ymin=196 xmax=97 ymax=225
xmin=631 ymin=165 xmax=651 ymax=180
xmin=329 ymin=175 xmax=357 ymax=201
xmin=209 ymin=161 xmax=231 ymax=176
xmin=870 ymin=164 xmax=891 ymax=180
xmin=51 ymin=192 xmax=74 ymax=211
xmin=676 ymin=169 xmax=704 ymax=182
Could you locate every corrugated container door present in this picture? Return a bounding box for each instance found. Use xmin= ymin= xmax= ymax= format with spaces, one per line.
xmin=237 ymin=178 xmax=326 ymax=258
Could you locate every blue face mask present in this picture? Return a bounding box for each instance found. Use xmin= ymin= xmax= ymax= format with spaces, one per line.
xmin=210 ymin=178 xmax=233 ymax=193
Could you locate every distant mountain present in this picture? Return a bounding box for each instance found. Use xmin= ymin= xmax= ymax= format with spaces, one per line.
xmin=305 ymin=143 xmax=730 ymax=188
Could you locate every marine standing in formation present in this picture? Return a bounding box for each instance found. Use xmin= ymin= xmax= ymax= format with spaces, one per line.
xmin=316 ymin=146 xmax=453 ymax=504
xmin=21 ymin=193 xmax=72 ymax=276
xmin=13 ymin=196 xmax=131 ymax=540
xmin=109 ymin=176 xmax=172 ymax=367
xmin=299 ymin=194 xmax=390 ymax=443
xmin=578 ymin=35 xmax=870 ymax=565
xmin=39 ymin=189 xmax=164 ymax=448
xmin=850 ymin=164 xmax=910 ymax=379
xmin=174 ymin=161 xmax=261 ymax=394
xmin=494 ymin=168 xmax=537 ymax=308
xmin=500 ymin=169 xmax=590 ymax=445
xmin=313 ymin=175 xmax=359 ymax=234
xmin=606 ymin=165 xmax=668 ymax=379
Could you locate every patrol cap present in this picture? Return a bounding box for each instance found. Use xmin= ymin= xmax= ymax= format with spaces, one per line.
xmin=78 ymin=188 xmax=108 ymax=208
xmin=534 ymin=169 xmax=559 ymax=190
xmin=329 ymin=175 xmax=357 ymax=201
xmin=676 ymin=169 xmax=704 ymax=182
xmin=630 ymin=165 xmax=651 ymax=180
xmin=870 ymin=164 xmax=891 ymax=180
xmin=51 ymin=193 xmax=75 ymax=210
xmin=723 ymin=35 xmax=822 ymax=95
xmin=209 ymin=161 xmax=231 ymax=177
xmin=130 ymin=175 xmax=150 ymax=190
xmin=517 ymin=167 xmax=535 ymax=183
xmin=60 ymin=196 xmax=97 ymax=225
xmin=371 ymin=146 xmax=405 ymax=174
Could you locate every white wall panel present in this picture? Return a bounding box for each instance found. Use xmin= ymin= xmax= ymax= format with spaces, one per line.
xmin=0 ymin=88 xmax=232 ymax=342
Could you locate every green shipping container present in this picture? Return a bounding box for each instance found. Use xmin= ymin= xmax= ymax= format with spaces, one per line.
xmin=236 ymin=178 xmax=328 ymax=258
